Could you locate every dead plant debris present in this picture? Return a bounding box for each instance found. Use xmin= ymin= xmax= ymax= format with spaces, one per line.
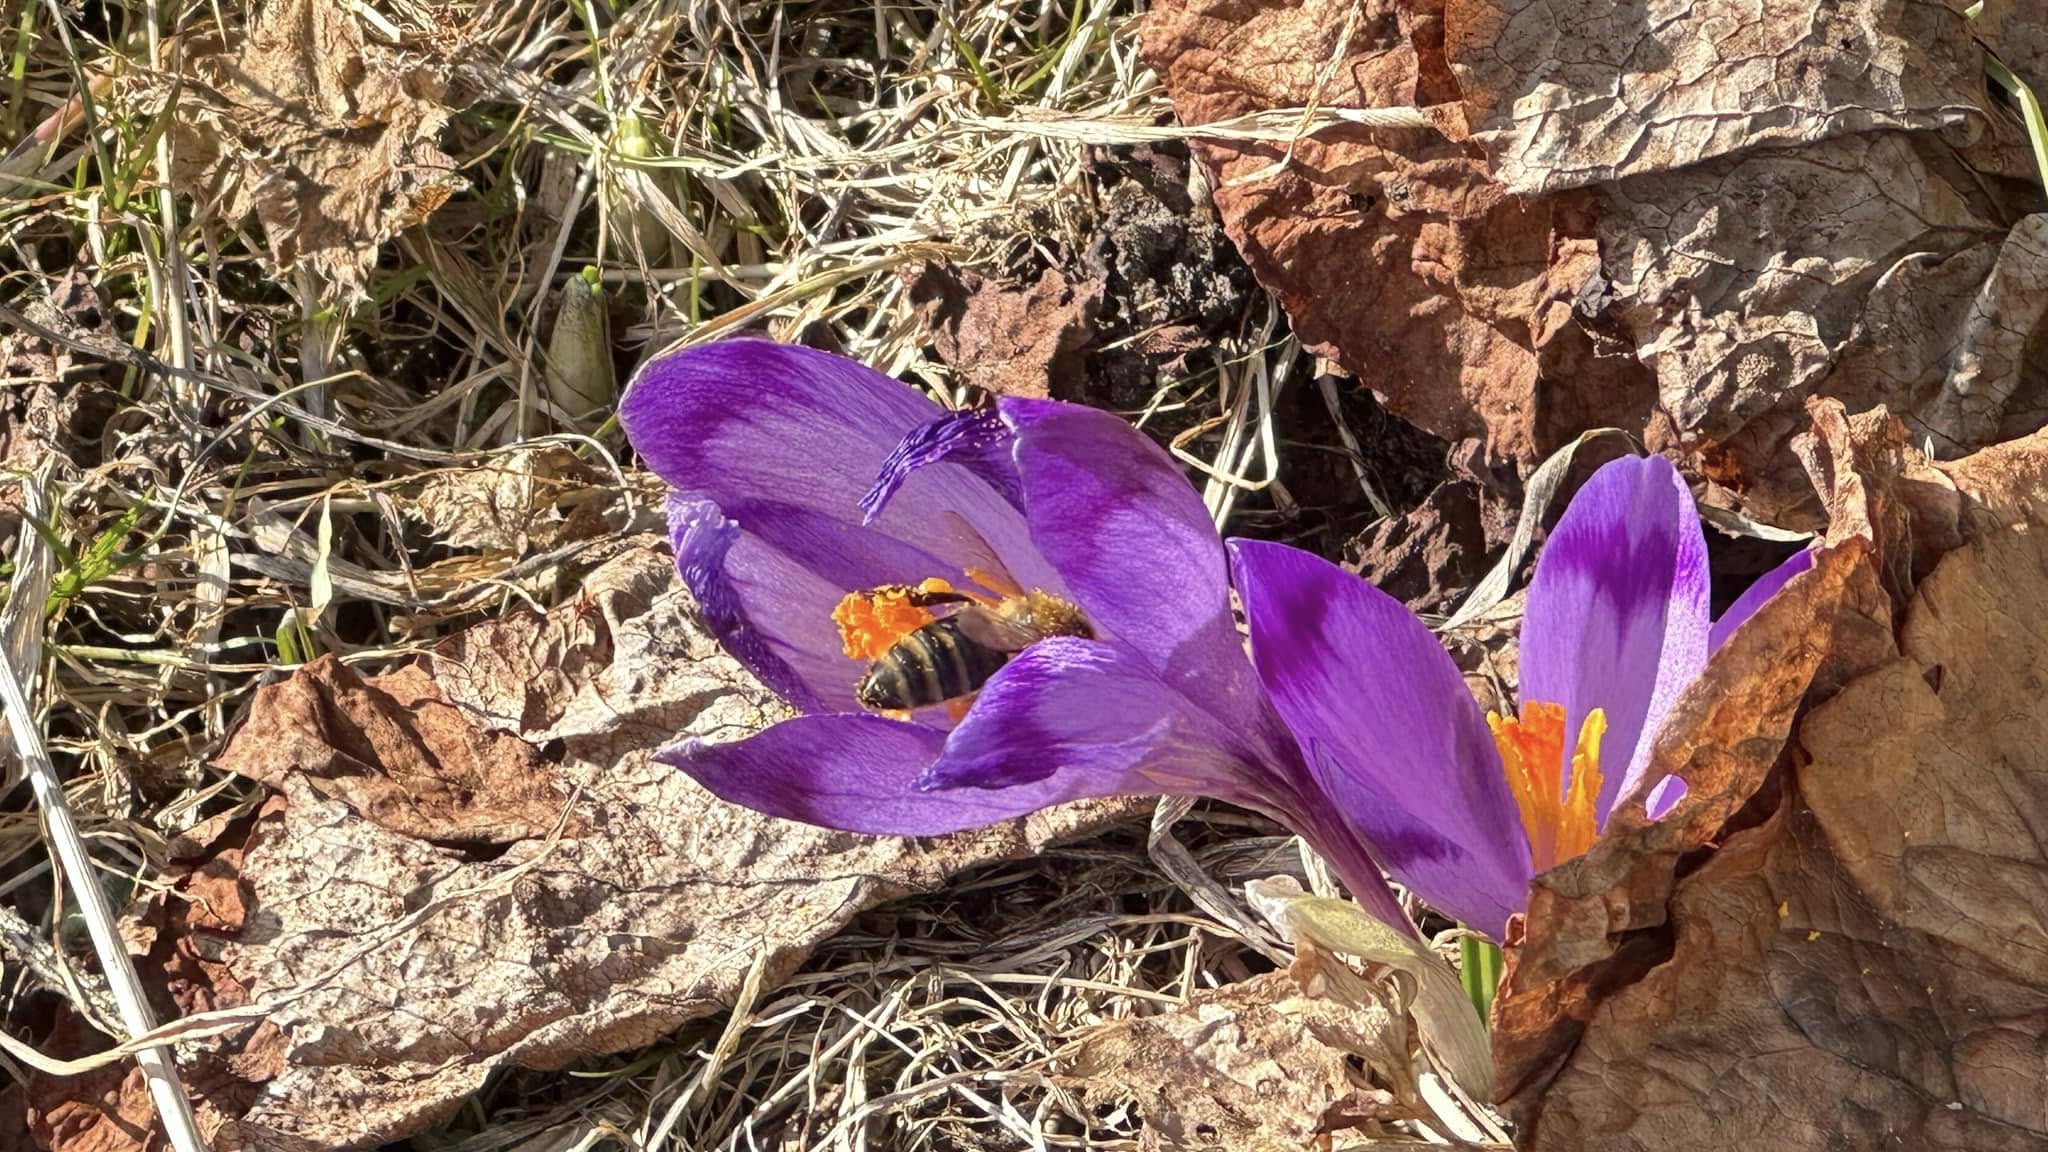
xmin=165 ymin=0 xmax=469 ymax=300
xmin=3 ymin=0 xmax=2046 ymax=1147
xmin=1145 ymin=0 xmax=2048 ymax=523
xmin=22 ymin=546 xmax=1131 ymax=1149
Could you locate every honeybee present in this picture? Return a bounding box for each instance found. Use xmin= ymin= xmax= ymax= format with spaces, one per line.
xmin=856 ymin=587 xmax=1093 ymax=711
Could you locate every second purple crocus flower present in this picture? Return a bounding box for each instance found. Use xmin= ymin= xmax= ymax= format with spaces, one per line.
xmin=1229 ymin=456 xmax=1813 ymax=938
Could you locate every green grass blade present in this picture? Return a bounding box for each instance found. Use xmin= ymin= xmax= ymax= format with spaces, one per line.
xmin=1983 ymin=54 xmax=2048 ymax=196
xmin=1460 ymin=934 xmax=1504 ymax=1023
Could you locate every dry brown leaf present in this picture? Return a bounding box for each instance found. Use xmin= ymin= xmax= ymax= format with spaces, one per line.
xmin=405 ymin=448 xmax=613 ymax=554
xmin=1060 ymin=958 xmax=1417 ymax=1150
xmin=26 ymin=804 xmax=285 ymax=1152
xmin=167 ymin=0 xmax=467 ymax=297
xmin=1446 ymin=0 xmax=1986 ymax=195
xmin=907 ymin=263 xmax=1102 ymax=399
xmin=1346 ymin=477 xmax=1491 ymax=613
xmin=60 ymin=542 xmax=1130 ymax=1151
xmin=212 ymin=657 xmax=573 ymax=848
xmin=1494 ymin=407 xmax=2048 ymax=1148
xmin=1141 ymin=0 xmax=1652 ymax=464
xmin=1976 ymin=3 xmax=2048 ymax=102
xmin=1144 ymin=0 xmax=2047 ymax=518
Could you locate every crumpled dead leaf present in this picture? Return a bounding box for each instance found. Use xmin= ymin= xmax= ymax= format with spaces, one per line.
xmin=1060 ymin=960 xmax=1417 ymax=1150
xmin=403 ymin=447 xmax=614 ymax=555
xmin=1493 ymin=404 xmax=2048 ymax=1149
xmin=907 ymin=263 xmax=1101 ymax=398
xmin=1144 ymin=0 xmax=2047 ymax=520
xmin=165 ymin=0 xmax=468 ymax=297
xmin=1347 ymin=476 xmax=1491 ymax=613
xmin=213 ymin=657 xmax=574 ymax=848
xmin=31 ymin=544 xmax=1132 ymax=1150
xmin=25 ymin=803 xmax=285 ymax=1152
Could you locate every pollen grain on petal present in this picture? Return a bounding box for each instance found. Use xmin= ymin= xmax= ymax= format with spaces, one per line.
xmin=832 ymin=580 xmax=952 ymax=661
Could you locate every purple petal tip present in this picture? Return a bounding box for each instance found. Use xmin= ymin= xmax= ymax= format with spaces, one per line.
xmin=861 ymin=408 xmax=1022 ymax=525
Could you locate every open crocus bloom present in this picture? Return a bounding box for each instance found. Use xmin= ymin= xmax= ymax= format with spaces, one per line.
xmin=1229 ymin=455 xmax=1814 ymax=940
xmin=618 ymin=340 xmax=1415 ymax=927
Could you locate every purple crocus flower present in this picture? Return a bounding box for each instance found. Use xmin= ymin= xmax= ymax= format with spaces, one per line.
xmin=1227 ymin=456 xmax=1815 ymax=939
xmin=617 ymin=340 xmax=1414 ymax=927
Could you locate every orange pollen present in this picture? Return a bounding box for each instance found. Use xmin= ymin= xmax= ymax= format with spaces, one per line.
xmin=1488 ymin=701 xmax=1607 ymax=872
xmin=832 ymin=578 xmax=955 ymax=661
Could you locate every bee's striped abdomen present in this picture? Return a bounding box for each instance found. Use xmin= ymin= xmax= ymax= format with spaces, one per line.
xmin=857 ymin=617 xmax=1013 ymax=710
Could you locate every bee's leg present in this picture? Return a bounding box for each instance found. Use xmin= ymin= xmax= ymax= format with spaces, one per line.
xmin=944 ymin=696 xmax=976 ymax=725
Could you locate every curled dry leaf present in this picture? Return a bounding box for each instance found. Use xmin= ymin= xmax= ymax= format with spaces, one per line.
xmin=1144 ymin=0 xmax=2048 ymax=519
xmin=212 ymin=657 xmax=573 ymax=848
xmin=1494 ymin=408 xmax=2048 ymax=1149
xmin=1059 ymin=964 xmax=1416 ymax=1150
xmin=164 ymin=0 xmax=467 ymax=298
xmin=28 ymin=544 xmax=1133 ymax=1151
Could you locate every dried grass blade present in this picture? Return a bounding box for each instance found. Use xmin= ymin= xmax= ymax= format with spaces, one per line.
xmin=0 ymin=465 xmax=54 ymax=790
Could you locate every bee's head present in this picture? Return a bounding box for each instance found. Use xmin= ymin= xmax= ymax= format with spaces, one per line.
xmin=1020 ymin=590 xmax=1094 ymax=640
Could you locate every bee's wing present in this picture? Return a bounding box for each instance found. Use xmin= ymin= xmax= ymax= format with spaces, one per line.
xmin=948 ymin=605 xmax=1043 ymax=653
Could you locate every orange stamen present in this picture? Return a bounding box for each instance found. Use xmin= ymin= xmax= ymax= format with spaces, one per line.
xmin=1488 ymin=702 xmax=1607 ymax=871
xmin=832 ymin=578 xmax=955 ymax=661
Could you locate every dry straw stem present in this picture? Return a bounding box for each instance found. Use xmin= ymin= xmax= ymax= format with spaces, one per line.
xmin=2 ymin=486 xmax=206 ymax=1151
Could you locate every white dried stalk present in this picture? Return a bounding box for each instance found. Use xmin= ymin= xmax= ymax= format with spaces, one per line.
xmin=966 ymin=100 xmax=1435 ymax=145
xmin=1 ymin=485 xmax=208 ymax=1151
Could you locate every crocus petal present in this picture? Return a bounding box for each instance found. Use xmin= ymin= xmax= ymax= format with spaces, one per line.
xmin=1708 ymin=546 xmax=1816 ymax=653
xmin=999 ymin=398 xmax=1257 ymax=716
xmin=1643 ymin=774 xmax=1689 ymax=819
xmin=1520 ymin=455 xmax=1711 ymax=822
xmin=671 ymin=495 xmax=955 ymax=715
xmin=921 ymin=633 xmax=1413 ymax=927
xmin=663 ymin=714 xmax=1088 ymax=836
xmin=918 ymin=637 xmax=1256 ymax=801
xmin=862 ymin=409 xmax=1022 ymax=524
xmin=670 ymin=497 xmax=832 ymax=713
xmin=621 ymin=341 xmax=1060 ymax=595
xmin=1230 ymin=539 xmax=1532 ymax=939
